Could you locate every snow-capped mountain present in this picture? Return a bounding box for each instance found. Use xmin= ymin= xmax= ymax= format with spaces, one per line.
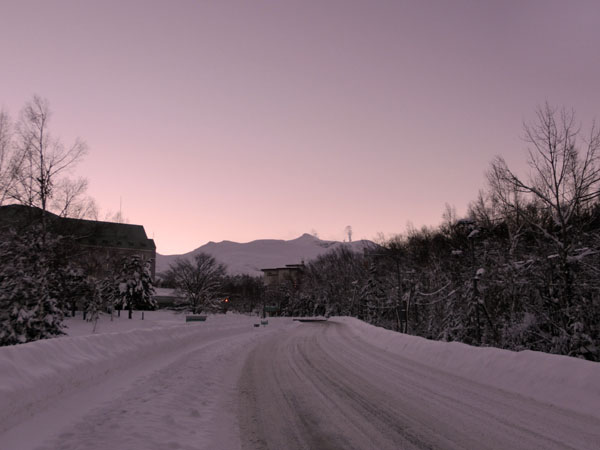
xmin=155 ymin=233 xmax=374 ymax=276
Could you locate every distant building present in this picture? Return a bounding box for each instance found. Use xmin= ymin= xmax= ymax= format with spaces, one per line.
xmin=261 ymin=263 xmax=304 ymax=287
xmin=153 ymin=287 xmax=185 ymax=308
xmin=0 ymin=204 xmax=156 ymax=279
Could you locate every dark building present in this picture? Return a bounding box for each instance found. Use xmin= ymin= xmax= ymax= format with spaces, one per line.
xmin=0 ymin=204 xmax=156 ymax=279
xmin=261 ymin=264 xmax=305 ymax=287
xmin=153 ymin=287 xmax=185 ymax=308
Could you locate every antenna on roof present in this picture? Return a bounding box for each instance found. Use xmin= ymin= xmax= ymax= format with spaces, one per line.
xmin=119 ymin=197 xmax=122 ymax=224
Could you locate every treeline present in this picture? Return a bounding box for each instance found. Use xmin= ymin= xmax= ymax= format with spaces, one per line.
xmin=277 ymin=104 xmax=600 ymax=361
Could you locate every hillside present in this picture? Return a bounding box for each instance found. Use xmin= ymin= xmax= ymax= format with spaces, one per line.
xmin=156 ymin=233 xmax=374 ymax=275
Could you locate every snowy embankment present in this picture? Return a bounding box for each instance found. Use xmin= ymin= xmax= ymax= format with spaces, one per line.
xmin=0 ymin=311 xmax=270 ymax=436
xmin=333 ymin=317 xmax=600 ymax=420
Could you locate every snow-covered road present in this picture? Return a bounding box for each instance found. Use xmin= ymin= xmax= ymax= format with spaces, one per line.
xmin=239 ymin=320 xmax=600 ymax=450
xmin=0 ymin=314 xmax=294 ymax=450
xmin=32 ymin=330 xmax=250 ymax=450
xmin=2 ymin=313 xmax=599 ymax=450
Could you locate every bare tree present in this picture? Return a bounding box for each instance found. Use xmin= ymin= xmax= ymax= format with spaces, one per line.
xmin=441 ymin=203 xmax=458 ymax=232
xmin=489 ymin=103 xmax=600 ymax=305
xmin=11 ymin=96 xmax=88 ymax=220
xmin=0 ymin=109 xmax=22 ymax=206
xmin=484 ymin=166 xmax=527 ymax=256
xmin=51 ymin=177 xmax=98 ymax=219
xmin=166 ymin=253 xmax=227 ymax=313
xmin=491 ymin=104 xmax=600 ymax=240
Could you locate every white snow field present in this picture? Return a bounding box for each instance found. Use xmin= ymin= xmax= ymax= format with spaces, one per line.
xmin=1 ymin=313 xmax=599 ymax=450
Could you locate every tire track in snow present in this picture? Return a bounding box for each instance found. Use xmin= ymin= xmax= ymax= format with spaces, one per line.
xmin=30 ymin=323 xmax=287 ymax=450
xmin=238 ymin=321 xmax=600 ymax=450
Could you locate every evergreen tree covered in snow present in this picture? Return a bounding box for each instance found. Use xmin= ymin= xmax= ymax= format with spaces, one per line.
xmin=118 ymin=255 xmax=156 ymax=319
xmin=0 ymin=227 xmax=65 ymax=345
xmin=85 ymin=277 xmax=104 ymax=332
xmin=99 ymin=273 xmax=120 ymax=315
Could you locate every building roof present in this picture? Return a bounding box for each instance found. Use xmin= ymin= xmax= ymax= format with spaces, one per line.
xmin=60 ymin=217 xmax=155 ymax=250
xmin=0 ymin=204 xmax=155 ymax=251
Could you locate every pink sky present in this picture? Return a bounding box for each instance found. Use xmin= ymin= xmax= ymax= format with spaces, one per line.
xmin=1 ymin=0 xmax=599 ymax=254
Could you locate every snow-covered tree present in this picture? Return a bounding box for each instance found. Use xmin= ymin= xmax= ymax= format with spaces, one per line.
xmin=85 ymin=277 xmax=104 ymax=332
xmin=298 ymin=246 xmax=368 ymax=317
xmin=99 ymin=273 xmax=120 ymax=316
xmin=0 ymin=227 xmax=65 ymax=345
xmin=118 ymin=255 xmax=156 ymax=319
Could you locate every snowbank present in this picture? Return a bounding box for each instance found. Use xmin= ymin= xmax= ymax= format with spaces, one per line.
xmin=61 ymin=309 xmax=189 ymax=337
xmin=0 ymin=312 xmax=262 ymax=433
xmin=333 ymin=317 xmax=600 ymax=419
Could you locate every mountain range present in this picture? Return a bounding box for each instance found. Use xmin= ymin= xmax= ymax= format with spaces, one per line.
xmin=155 ymin=233 xmax=374 ymax=276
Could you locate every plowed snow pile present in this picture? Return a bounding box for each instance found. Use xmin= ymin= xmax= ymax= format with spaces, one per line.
xmin=333 ymin=317 xmax=600 ymax=419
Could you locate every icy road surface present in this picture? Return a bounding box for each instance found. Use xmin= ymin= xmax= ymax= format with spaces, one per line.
xmin=239 ymin=320 xmax=600 ymax=450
